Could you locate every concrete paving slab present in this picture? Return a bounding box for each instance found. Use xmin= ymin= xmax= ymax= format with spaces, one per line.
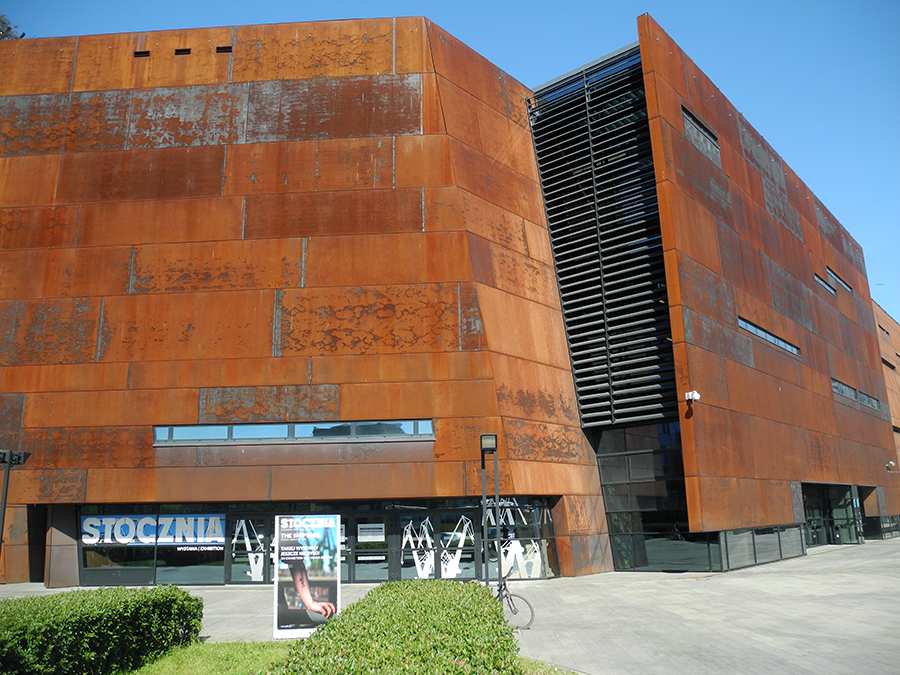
xmin=2 ymin=538 xmax=898 ymax=673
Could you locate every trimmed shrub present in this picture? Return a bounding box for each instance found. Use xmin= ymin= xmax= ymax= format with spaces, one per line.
xmin=0 ymin=585 xmax=202 ymax=675
xmin=272 ymin=580 xmax=522 ymax=675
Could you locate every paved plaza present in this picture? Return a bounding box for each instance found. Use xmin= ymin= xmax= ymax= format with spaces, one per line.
xmin=3 ymin=538 xmax=898 ymax=673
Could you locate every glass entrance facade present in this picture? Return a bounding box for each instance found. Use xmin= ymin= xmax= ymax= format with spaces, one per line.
xmin=78 ymin=498 xmax=557 ymax=585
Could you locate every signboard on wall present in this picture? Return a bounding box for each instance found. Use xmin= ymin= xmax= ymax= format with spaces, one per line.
xmin=80 ymin=515 xmax=225 ymax=546
xmin=274 ymin=514 xmax=341 ymax=639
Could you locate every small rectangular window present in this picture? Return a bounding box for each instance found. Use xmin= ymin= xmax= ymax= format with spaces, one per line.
xmin=174 ymin=48 xmax=191 ymax=56
xmin=883 ymin=358 xmax=896 ymax=371
xmin=831 ymin=378 xmax=858 ymax=401
xmin=216 ymin=45 xmax=233 ymax=54
xmin=814 ymin=274 xmax=836 ymax=296
xmin=859 ymin=391 xmax=881 ymax=411
xmin=879 ymin=325 xmax=891 ymax=339
xmin=682 ymin=108 xmax=721 ymax=168
xmin=826 ymin=267 xmax=853 ymax=293
xmin=133 ymin=50 xmax=150 ymax=58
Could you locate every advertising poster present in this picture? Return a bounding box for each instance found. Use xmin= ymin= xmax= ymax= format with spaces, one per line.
xmin=274 ymin=514 xmax=341 ymax=639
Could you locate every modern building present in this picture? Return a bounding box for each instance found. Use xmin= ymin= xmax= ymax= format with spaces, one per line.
xmin=0 ymin=14 xmax=896 ymax=587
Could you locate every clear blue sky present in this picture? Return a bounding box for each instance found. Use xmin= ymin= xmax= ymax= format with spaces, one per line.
xmin=8 ymin=0 xmax=899 ymax=319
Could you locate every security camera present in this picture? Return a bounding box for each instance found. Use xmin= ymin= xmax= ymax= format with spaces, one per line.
xmin=685 ymin=391 xmax=701 ymax=402
xmin=888 ymin=461 xmax=897 ymax=470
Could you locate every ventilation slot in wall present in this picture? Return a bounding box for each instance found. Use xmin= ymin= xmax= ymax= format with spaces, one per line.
xmin=133 ymin=50 xmax=150 ymax=58
xmin=216 ymin=45 xmax=233 ymax=54
xmin=174 ymin=48 xmax=191 ymax=56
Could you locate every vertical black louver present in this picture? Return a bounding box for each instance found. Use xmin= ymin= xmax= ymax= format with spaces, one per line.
xmin=528 ymin=45 xmax=677 ymax=428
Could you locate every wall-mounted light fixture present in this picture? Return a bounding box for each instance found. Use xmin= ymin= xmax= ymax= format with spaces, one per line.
xmin=684 ymin=391 xmax=701 ymax=402
xmin=887 ymin=461 xmax=899 ymax=473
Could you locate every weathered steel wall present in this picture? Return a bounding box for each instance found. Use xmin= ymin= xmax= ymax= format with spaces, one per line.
xmin=0 ymin=17 xmax=608 ymax=582
xmin=638 ymin=15 xmax=897 ymax=531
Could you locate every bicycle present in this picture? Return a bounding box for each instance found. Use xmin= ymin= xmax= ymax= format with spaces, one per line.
xmin=496 ymin=568 xmax=534 ymax=630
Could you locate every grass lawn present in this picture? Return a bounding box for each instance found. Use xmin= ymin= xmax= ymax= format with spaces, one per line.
xmin=130 ymin=642 xmax=576 ymax=675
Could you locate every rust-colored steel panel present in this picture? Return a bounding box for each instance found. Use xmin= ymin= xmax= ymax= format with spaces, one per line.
xmin=431 ymin=416 xmax=501 ymax=461
xmin=524 ymin=223 xmax=553 ymax=268
xmin=421 ymin=74 xmax=444 ymax=134
xmin=199 ymin=384 xmax=340 ymax=423
xmin=504 ymin=419 xmax=595 ymax=466
xmin=246 ymin=75 xmax=422 ymax=143
xmin=714 ymin=219 xmax=743 ymax=289
xmin=393 ymin=17 xmax=428 ymax=74
xmin=0 ymin=94 xmax=68 ymax=156
xmin=637 ymin=15 xmax=688 ymax=100
xmin=131 ymin=356 xmax=310 ymax=390
xmin=190 ymin=440 xmax=435 ymax=468
xmin=394 ymin=135 xmax=454 ymax=188
xmin=422 ymin=187 xmax=462 ymax=232
xmin=663 ymin=123 xmax=734 ymax=224
xmin=156 ymin=466 xmax=270 ymax=502
xmin=245 ymin=189 xmax=422 ymax=239
xmin=0 ymin=393 xmax=24 ymax=453
xmin=0 ymin=246 xmax=130 ymax=299
xmin=676 ymin=253 xmax=736 ymax=326
xmin=682 ymin=344 xmax=729 ymax=410
xmin=553 ymin=496 xmax=608 ymax=538
xmin=57 ymin=146 xmax=225 ymax=203
xmin=448 ymin=139 xmax=544 ymax=224
xmin=490 ymin=354 xmax=580 ymax=426
xmin=2 ymin=362 xmax=129 ymax=393
xmin=477 ymin=285 xmax=571 ymax=369
xmin=9 ymin=469 xmax=87 ymax=504
xmin=510 ymin=461 xmax=601 ymax=500
xmin=0 ymin=155 xmax=61 ymax=207
xmin=340 ymin=379 xmax=499 ymax=421
xmin=0 ymin=206 xmax=78 ymax=250
xmin=435 ymin=76 xmax=481 ymax=151
xmin=488 ymin=243 xmax=560 ymax=307
xmin=720 ymin=141 xmax=764 ymax=205
xmin=472 ymin=87 xmax=540 ymax=181
xmin=224 ymin=138 xmax=392 ymax=195
xmin=98 ymin=290 xmax=274 ymax=363
xmin=23 ymin=388 xmax=199 ymax=428
xmin=0 ymin=297 xmax=99 ymax=366
xmin=306 ymin=231 xmax=472 ymax=287
xmin=67 ymin=90 xmax=131 ymax=153
xmin=131 ymin=238 xmax=304 ymax=294
xmin=457 ymin=190 xmax=532 ymax=256
xmin=279 ymin=284 xmax=463 ymax=357
xmin=83 ymin=468 xmax=157 ymax=503
xmin=683 ymin=308 xmax=753 ymax=367
xmin=466 ymin=234 xmax=494 ymax=286
xmin=271 ymin=461 xmax=466 ymax=501
xmin=657 ymin=181 xmax=720 ymax=274
xmin=0 ymin=37 xmax=76 ymax=96
xmin=311 ymin=351 xmax=492 ymax=386
xmin=643 ymin=71 xmax=683 ymax=127
xmin=72 ymin=28 xmax=233 ymax=92
xmin=129 ymin=84 xmax=249 ymax=150
xmin=22 ymin=427 xmax=154 ymax=470
xmin=78 ymin=197 xmax=243 ymax=246
xmin=425 ymin=21 xmax=528 ymax=129
xmin=458 ymin=282 xmax=487 ymax=351
xmin=232 ymin=20 xmax=394 ymax=83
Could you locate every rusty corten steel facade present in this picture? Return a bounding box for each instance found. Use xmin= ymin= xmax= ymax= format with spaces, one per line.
xmin=637 ymin=15 xmax=897 ymax=531
xmin=0 ymin=18 xmax=611 ymax=585
xmin=873 ymin=303 xmax=900 ymax=456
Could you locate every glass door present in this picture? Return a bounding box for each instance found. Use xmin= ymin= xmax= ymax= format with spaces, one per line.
xmin=227 ymin=515 xmax=273 ymax=584
xmin=349 ymin=515 xmax=391 ymax=582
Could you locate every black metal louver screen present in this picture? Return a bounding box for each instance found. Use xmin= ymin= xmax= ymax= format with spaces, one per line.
xmin=528 ymin=45 xmax=677 ymax=428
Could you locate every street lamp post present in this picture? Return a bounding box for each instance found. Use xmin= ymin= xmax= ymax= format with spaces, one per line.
xmin=0 ymin=450 xmax=30 ymax=562
xmin=480 ymin=434 xmax=498 ymax=588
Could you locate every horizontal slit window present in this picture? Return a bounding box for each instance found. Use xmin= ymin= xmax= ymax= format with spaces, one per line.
xmin=814 ymin=274 xmax=836 ymax=295
xmin=826 ymin=267 xmax=853 ymax=293
xmin=738 ymin=317 xmax=801 ymax=356
xmin=216 ymin=45 xmax=233 ymax=53
xmin=154 ymin=420 xmax=435 ymax=445
xmin=133 ymin=50 xmax=150 ymax=58
xmin=883 ymin=358 xmax=896 ymax=371
xmin=831 ymin=378 xmax=857 ymax=401
xmin=682 ymin=108 xmax=721 ymax=167
xmin=174 ymin=48 xmax=191 ymax=56
xmin=859 ymin=391 xmax=881 ymax=411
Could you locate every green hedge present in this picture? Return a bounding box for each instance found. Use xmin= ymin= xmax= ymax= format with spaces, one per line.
xmin=0 ymin=585 xmax=203 ymax=675
xmin=273 ymin=580 xmax=522 ymax=675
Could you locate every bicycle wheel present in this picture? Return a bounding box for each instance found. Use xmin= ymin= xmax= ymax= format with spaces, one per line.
xmin=502 ymin=592 xmax=534 ymax=630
